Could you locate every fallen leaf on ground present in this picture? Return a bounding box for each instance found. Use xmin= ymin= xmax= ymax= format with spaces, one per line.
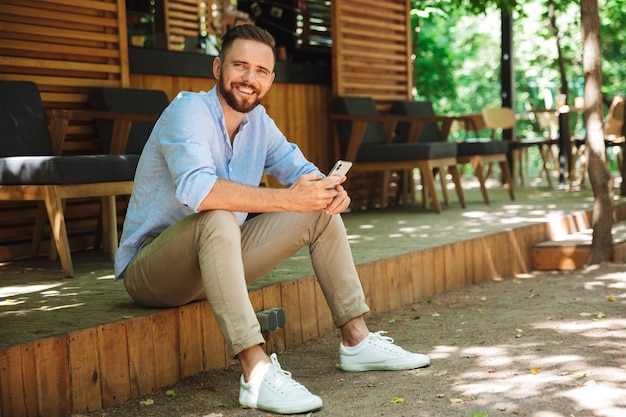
xmin=434 ymin=370 xmax=448 ymax=377
xmin=390 ymin=397 xmax=404 ymax=404
xmin=607 ymin=295 xmax=616 ymax=302
xmin=139 ymin=399 xmax=154 ymax=405
xmin=165 ymin=389 xmax=176 ymax=397
xmin=449 ymin=398 xmax=463 ymax=404
xmin=531 ymin=368 xmax=540 ymax=374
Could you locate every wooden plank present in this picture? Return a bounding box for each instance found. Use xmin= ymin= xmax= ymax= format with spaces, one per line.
xmin=262 ymin=285 xmax=286 ymax=354
xmin=508 ymin=229 xmax=528 ymax=275
xmin=336 ymin=0 xmax=406 ymax=14
xmin=0 ymin=343 xmax=38 ymax=417
xmin=98 ymin=321 xmax=131 ymax=408
xmin=2 ymin=39 xmax=120 ymax=59
xmin=470 ymin=235 xmax=486 ymax=284
xmin=481 ymin=237 xmax=500 ymax=280
xmin=177 ymin=302 xmax=204 ymax=378
xmin=2 ymin=4 xmax=118 ymax=28
xmin=443 ymin=243 xmax=463 ymax=291
xmin=152 ymin=309 xmax=180 ymax=388
xmin=432 ymin=246 xmax=446 ymax=294
xmin=200 ymin=302 xmax=228 ymax=371
xmin=68 ymin=328 xmax=102 ymax=413
xmin=280 ymin=281 xmax=303 ymax=349
xmin=314 ymin=280 xmax=335 ymax=336
xmin=298 ymin=276 xmax=319 ymax=342
xmin=14 ymin=0 xmax=118 ymax=13
xmin=370 ymin=260 xmax=389 ymax=313
xmin=385 ymin=256 xmax=402 ymax=310
xmin=126 ymin=317 xmax=156 ymax=398
xmin=409 ymin=250 xmax=426 ymax=302
xmin=34 ymin=336 xmax=70 ymax=417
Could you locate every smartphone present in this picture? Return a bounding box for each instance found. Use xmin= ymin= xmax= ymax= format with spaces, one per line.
xmin=327 ymin=160 xmax=353 ymax=177
xmin=326 ymin=160 xmax=353 ymax=189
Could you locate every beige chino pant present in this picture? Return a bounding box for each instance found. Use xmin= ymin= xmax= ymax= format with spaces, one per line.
xmin=123 ymin=210 xmax=370 ymax=358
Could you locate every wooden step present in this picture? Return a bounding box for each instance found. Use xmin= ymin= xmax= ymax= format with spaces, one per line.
xmin=532 ymin=225 xmax=626 ymax=271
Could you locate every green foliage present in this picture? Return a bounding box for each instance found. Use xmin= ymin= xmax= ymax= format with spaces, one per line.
xmin=410 ymin=0 xmax=623 ymax=118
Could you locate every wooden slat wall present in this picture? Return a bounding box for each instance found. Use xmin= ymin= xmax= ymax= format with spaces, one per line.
xmin=0 ymin=0 xmax=128 ymax=262
xmin=330 ymin=0 xmax=412 ymax=209
xmin=164 ymin=0 xmax=204 ymax=51
xmin=331 ymin=0 xmax=412 ymax=110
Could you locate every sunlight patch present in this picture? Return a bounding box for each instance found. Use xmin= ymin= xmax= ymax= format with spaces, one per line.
xmin=0 ymin=283 xmax=63 ymax=298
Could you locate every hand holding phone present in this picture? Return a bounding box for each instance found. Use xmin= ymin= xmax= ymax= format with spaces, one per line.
xmin=326 ymin=160 xmax=352 ymax=189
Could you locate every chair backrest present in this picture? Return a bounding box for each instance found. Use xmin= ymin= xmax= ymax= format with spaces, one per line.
xmin=331 ymin=96 xmax=386 ymax=150
xmin=605 ymin=95 xmax=624 ymax=137
xmin=0 ymin=81 xmax=53 ymax=157
xmin=481 ymin=107 xmax=517 ymax=135
xmin=89 ymin=87 xmax=170 ymax=154
xmin=390 ymin=100 xmax=442 ymax=143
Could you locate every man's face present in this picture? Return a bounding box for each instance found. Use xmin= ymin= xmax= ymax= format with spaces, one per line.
xmin=215 ymin=39 xmax=275 ymax=113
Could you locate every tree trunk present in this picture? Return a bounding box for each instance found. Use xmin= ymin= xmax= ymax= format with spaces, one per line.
xmin=581 ymin=0 xmax=614 ymax=265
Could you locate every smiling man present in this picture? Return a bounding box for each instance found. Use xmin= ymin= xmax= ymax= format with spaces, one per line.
xmin=115 ymin=24 xmax=430 ymax=415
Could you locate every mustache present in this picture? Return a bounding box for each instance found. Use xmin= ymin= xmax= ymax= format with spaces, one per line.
xmin=233 ymin=82 xmax=259 ymax=95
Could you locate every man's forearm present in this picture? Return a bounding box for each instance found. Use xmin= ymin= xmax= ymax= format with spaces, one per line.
xmin=197 ymin=178 xmax=290 ymax=213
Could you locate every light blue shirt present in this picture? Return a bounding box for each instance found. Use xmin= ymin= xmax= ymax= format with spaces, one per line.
xmin=114 ymin=87 xmax=320 ymax=278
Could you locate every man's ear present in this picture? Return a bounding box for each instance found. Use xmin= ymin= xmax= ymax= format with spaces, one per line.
xmin=213 ymin=57 xmax=221 ymax=79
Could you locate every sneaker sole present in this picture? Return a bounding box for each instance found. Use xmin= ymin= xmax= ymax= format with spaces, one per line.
xmin=241 ymin=399 xmax=323 ymax=414
xmin=340 ymin=357 xmax=431 ymax=372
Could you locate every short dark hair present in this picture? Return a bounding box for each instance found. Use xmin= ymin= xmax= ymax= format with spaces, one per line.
xmin=220 ymin=24 xmax=276 ymax=63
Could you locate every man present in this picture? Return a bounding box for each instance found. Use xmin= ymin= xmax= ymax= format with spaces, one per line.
xmin=115 ymin=24 xmax=430 ymax=415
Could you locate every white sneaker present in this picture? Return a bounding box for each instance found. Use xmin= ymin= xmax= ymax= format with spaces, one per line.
xmin=239 ymin=353 xmax=323 ymax=414
xmin=339 ymin=331 xmax=431 ymax=372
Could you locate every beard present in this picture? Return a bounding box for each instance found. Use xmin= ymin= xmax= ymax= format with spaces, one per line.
xmin=218 ymin=73 xmax=264 ymax=113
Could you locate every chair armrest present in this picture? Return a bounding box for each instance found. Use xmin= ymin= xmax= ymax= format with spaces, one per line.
xmin=46 ymin=109 xmax=159 ymax=155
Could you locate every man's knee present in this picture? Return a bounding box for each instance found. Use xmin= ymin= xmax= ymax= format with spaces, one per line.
xmin=196 ymin=210 xmax=241 ymax=241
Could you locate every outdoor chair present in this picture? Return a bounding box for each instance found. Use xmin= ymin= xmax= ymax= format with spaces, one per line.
xmin=482 ymin=107 xmax=553 ymax=188
xmin=570 ymin=95 xmax=625 ymax=187
xmin=331 ymin=96 xmax=465 ymax=213
xmin=391 ymin=100 xmax=514 ymax=205
xmin=89 ymin=87 xmax=170 ymax=155
xmin=0 ymin=81 xmax=156 ymax=277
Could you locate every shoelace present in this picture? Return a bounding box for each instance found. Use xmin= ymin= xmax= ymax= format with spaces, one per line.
xmin=369 ymin=331 xmax=409 ymax=354
xmin=267 ymin=353 xmax=309 ymax=396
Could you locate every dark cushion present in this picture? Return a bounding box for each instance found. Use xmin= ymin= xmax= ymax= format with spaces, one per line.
xmin=331 ymin=96 xmax=386 ymax=151
xmin=89 ymin=87 xmax=169 ymax=154
xmin=0 ymin=81 xmax=54 ymax=157
xmin=357 ymin=142 xmax=457 ymax=163
xmin=0 ymin=154 xmax=139 ymax=185
xmin=390 ymin=100 xmax=442 ymax=143
xmin=457 ymin=140 xmax=508 ymax=157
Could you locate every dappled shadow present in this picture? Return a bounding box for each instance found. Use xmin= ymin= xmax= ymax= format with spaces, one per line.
xmin=416 ymin=264 xmax=626 ymax=417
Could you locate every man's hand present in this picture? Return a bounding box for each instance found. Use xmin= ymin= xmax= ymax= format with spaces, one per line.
xmin=324 ymin=183 xmax=351 ymax=215
xmin=287 ymin=172 xmax=350 ymax=214
xmin=286 ymin=173 xmax=340 ymax=212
